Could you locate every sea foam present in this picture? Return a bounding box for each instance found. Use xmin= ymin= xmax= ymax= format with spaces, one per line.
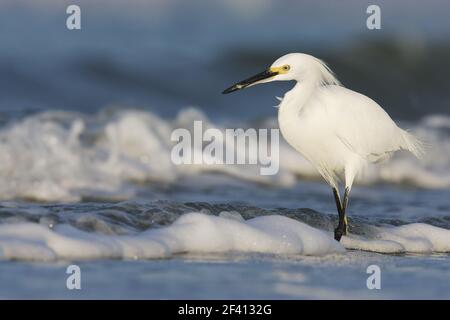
xmin=0 ymin=212 xmax=344 ymax=261
xmin=0 ymin=212 xmax=448 ymax=262
xmin=343 ymin=223 xmax=450 ymax=253
xmin=0 ymin=108 xmax=449 ymax=201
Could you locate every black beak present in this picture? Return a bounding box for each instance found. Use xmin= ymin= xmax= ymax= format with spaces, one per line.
xmin=222 ymin=69 xmax=278 ymax=94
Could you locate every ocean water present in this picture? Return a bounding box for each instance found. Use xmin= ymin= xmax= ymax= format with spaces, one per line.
xmin=0 ymin=180 xmax=449 ymax=299
xmin=0 ymin=0 xmax=449 ymax=299
xmin=0 ymin=109 xmax=448 ymax=298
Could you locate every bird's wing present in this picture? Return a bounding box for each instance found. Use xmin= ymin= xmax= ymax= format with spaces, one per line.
xmin=323 ymin=86 xmax=407 ymax=162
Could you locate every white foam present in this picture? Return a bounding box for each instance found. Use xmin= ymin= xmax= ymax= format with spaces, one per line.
xmin=342 ymin=223 xmax=450 ymax=253
xmin=0 ymin=212 xmax=448 ymax=261
xmin=0 ymin=108 xmax=449 ymax=201
xmin=0 ymin=213 xmax=344 ymax=261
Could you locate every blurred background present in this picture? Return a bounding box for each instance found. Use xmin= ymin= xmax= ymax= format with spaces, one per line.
xmin=1 ymin=0 xmax=449 ymax=122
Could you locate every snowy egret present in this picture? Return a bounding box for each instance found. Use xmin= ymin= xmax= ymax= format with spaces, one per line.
xmin=223 ymin=53 xmax=423 ymax=241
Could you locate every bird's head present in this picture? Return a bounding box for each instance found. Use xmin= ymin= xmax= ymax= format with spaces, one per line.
xmin=222 ymin=53 xmax=339 ymax=94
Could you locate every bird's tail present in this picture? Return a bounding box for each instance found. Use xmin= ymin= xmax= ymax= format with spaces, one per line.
xmin=400 ymin=129 xmax=426 ymax=159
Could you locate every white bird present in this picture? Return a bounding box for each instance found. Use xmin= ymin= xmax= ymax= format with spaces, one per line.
xmin=223 ymin=53 xmax=423 ymax=241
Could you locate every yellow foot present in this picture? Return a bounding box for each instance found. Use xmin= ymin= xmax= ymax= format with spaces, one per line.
xmin=343 ymin=216 xmax=349 ymax=236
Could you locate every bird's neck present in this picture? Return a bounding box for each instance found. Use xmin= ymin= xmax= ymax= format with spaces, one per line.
xmin=278 ymin=81 xmax=316 ymax=116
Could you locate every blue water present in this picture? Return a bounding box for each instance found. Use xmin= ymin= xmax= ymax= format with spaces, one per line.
xmin=1 ymin=252 xmax=449 ymax=299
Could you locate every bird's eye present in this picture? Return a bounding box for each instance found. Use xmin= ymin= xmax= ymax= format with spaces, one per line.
xmin=283 ymin=65 xmax=290 ymax=71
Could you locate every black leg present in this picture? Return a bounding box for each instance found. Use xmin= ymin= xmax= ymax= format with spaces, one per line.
xmin=332 ymin=188 xmax=343 ymax=215
xmin=332 ymin=188 xmax=345 ymax=241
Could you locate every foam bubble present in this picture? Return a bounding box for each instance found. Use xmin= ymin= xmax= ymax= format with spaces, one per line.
xmin=0 ymin=212 xmax=344 ymax=261
xmin=342 ymin=223 xmax=450 ymax=253
xmin=1 ymin=212 xmax=449 ymax=261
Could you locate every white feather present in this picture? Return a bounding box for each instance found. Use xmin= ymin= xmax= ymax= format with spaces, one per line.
xmin=267 ymin=53 xmax=423 ymax=190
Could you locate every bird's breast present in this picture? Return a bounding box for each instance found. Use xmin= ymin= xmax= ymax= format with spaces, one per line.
xmin=278 ymin=101 xmax=348 ymax=174
xmin=278 ymin=103 xmax=311 ymax=156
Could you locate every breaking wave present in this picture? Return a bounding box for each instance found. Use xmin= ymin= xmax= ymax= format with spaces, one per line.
xmin=0 ymin=108 xmax=449 ymax=202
